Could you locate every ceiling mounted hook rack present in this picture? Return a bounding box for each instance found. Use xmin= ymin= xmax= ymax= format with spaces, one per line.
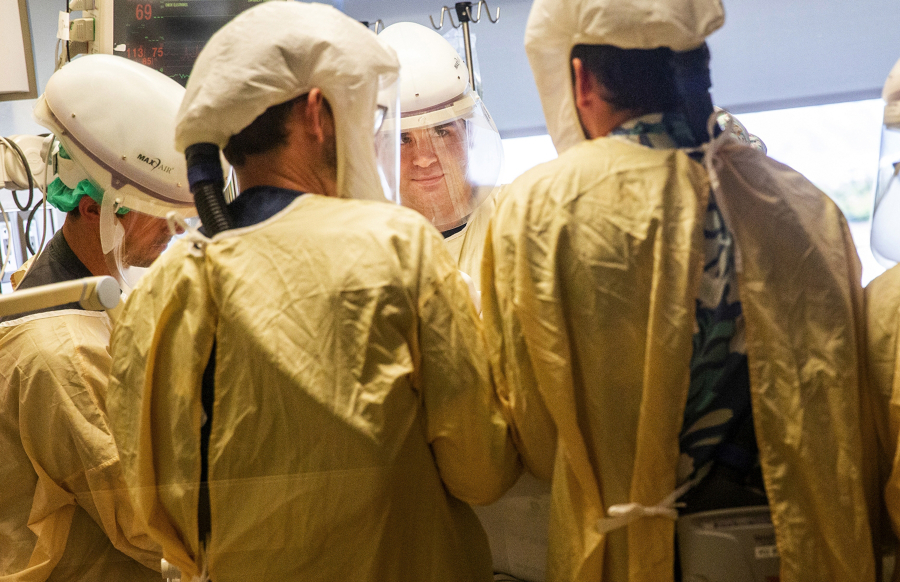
xmin=429 ymin=6 xmax=460 ymax=29
xmin=429 ymin=2 xmax=500 ymax=97
xmin=466 ymin=0 xmax=500 ymax=24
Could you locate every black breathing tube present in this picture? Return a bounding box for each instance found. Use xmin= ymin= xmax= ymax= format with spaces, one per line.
xmin=185 ymin=141 xmax=231 ymax=549
xmin=670 ymin=43 xmax=715 ymax=146
xmin=185 ymin=143 xmax=233 ymax=236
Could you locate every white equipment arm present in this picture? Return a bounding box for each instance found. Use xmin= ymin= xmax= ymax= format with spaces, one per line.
xmin=0 ymin=134 xmax=56 ymax=192
xmin=0 ymin=275 xmax=119 ymax=317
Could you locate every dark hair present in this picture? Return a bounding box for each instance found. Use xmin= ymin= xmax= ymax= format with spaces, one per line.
xmin=570 ymin=44 xmax=678 ymax=114
xmin=223 ymin=94 xmax=330 ymax=167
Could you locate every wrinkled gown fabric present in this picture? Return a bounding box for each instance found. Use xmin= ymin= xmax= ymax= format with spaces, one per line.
xmin=106 ymin=194 xmax=521 ymax=582
xmin=0 ymin=234 xmax=160 ymax=581
xmin=482 ymin=136 xmax=875 ymax=582
xmin=864 ymin=265 xmax=900 ymax=571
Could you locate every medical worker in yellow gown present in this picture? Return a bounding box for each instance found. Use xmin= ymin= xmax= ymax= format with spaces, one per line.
xmin=105 ymin=4 xmax=520 ymax=582
xmin=378 ymin=23 xmax=505 ymax=291
xmin=380 ymin=23 xmax=552 ymax=582
xmin=481 ymin=0 xmax=878 ymax=580
xmin=0 ymin=55 xmax=195 ymax=580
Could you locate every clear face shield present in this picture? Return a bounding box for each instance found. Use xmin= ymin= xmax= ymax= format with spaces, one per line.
xmin=396 ymin=93 xmax=503 ymax=232
xmin=870 ymin=117 xmax=900 ymax=267
xmin=375 ymin=73 xmax=401 ymax=204
xmin=99 ymin=193 xmax=184 ymax=292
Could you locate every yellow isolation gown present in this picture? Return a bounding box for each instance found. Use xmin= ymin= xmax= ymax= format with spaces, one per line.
xmin=865 ymin=264 xmax=900 ymax=578
xmin=445 ymin=188 xmax=498 ymax=290
xmin=0 ymin=310 xmax=160 ymax=581
xmin=482 ymin=136 xmax=876 ymax=582
xmin=446 ymin=186 xmax=554 ymax=582
xmin=106 ymin=194 xmax=521 ymax=582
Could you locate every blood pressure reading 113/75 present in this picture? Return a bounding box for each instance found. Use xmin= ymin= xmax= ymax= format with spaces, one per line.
xmin=113 ymin=0 xmax=263 ymax=86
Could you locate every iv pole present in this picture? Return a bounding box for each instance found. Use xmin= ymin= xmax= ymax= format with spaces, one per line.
xmin=429 ymin=1 xmax=500 ymax=97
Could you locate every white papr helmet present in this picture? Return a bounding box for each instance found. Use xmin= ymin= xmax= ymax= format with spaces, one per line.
xmin=871 ymin=56 xmax=900 ymax=268
xmin=33 ymin=54 xmax=197 ymax=289
xmin=379 ymin=22 xmax=503 ymax=232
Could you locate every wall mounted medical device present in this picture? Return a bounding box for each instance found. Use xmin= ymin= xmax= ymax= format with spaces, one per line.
xmin=0 ymin=134 xmax=58 ymax=284
xmin=59 ymin=0 xmax=289 ymax=85
xmin=0 ymin=0 xmax=38 ymax=102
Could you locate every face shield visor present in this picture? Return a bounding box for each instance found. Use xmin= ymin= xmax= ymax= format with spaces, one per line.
xmin=176 ymin=4 xmax=400 ymax=209
xmin=523 ymin=0 xmax=724 ymax=155
xmin=44 ymin=149 xmax=187 ymax=292
xmin=98 ymin=194 xmax=184 ymax=290
xmin=375 ymin=73 xmax=401 ymax=204
xmin=870 ymin=120 xmax=900 ymax=267
xmin=397 ymin=93 xmax=503 ymax=232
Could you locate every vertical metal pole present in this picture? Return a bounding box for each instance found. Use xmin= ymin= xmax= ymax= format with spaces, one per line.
xmin=461 ymin=20 xmax=475 ymax=92
xmin=455 ymin=2 xmax=476 ymax=93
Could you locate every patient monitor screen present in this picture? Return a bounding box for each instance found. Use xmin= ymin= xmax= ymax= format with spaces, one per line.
xmin=113 ymin=0 xmax=262 ymax=85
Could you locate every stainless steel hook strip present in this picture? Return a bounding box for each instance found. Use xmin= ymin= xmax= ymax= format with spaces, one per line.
xmin=467 ymin=0 xmax=500 ymax=24
xmin=429 ymin=6 xmax=460 ymax=29
xmin=431 ymin=2 xmax=501 ymax=29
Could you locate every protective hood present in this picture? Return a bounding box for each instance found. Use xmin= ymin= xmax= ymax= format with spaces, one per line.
xmin=524 ymin=0 xmax=724 ymax=154
xmin=883 ymin=56 xmax=900 ymax=128
xmin=175 ymin=2 xmax=400 ymax=202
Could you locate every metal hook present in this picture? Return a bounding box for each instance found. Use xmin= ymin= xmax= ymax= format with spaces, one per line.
xmin=429 ymin=1 xmax=500 ymax=99
xmin=475 ymin=0 xmax=500 ymax=24
xmin=464 ymin=1 xmax=501 ymax=24
xmin=360 ymin=19 xmax=385 ymax=34
xmin=429 ymin=6 xmax=460 ymax=30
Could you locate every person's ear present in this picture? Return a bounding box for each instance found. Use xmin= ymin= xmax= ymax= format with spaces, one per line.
xmin=77 ymin=195 xmax=102 ymax=222
xmin=303 ymin=88 xmax=331 ymax=144
xmin=572 ymin=58 xmax=599 ymax=113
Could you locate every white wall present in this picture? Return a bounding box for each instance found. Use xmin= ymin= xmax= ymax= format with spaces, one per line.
xmin=344 ymin=0 xmax=900 ymax=136
xmin=0 ymin=0 xmax=61 ymax=137
xmin=2 ymin=0 xmax=898 ymax=139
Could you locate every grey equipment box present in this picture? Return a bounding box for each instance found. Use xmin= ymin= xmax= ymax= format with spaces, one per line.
xmin=677 ymin=506 xmax=780 ymax=582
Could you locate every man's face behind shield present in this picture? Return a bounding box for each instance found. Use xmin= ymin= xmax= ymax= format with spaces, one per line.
xmin=399 ymin=119 xmax=472 ymax=231
xmin=119 ymin=212 xmax=182 ymax=268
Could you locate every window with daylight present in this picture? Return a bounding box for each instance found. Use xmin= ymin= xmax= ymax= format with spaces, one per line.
xmin=500 ymin=98 xmax=886 ymax=285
